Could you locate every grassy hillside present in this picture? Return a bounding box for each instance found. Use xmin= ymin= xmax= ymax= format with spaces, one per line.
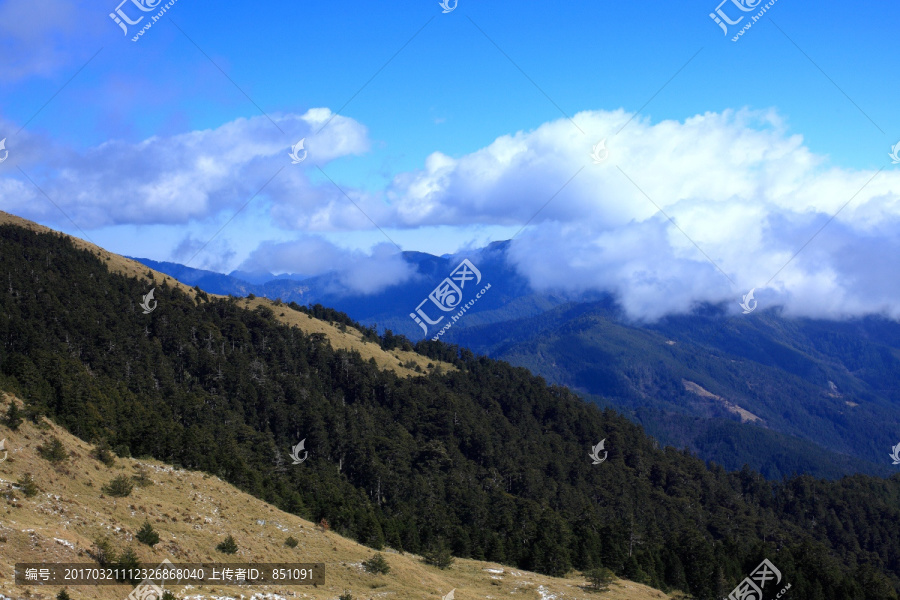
xmin=0 ymin=210 xmax=454 ymax=380
xmin=235 ymin=296 xmax=452 ymax=378
xmin=140 ymin=231 xmax=900 ymax=481
xmin=1 ymin=215 xmax=899 ymax=600
xmin=0 ymin=394 xmax=667 ymax=600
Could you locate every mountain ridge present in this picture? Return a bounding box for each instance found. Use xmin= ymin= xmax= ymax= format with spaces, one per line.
xmin=3 ymin=213 xmax=899 ymax=600
xmin=132 ymin=241 xmax=900 ymax=480
xmin=0 ymin=211 xmax=453 ymax=380
xmin=452 ymin=297 xmax=900 ymax=478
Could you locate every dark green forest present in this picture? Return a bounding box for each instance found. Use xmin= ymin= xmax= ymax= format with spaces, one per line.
xmin=1 ymin=224 xmax=898 ymax=599
xmin=448 ymin=297 xmax=900 ymax=479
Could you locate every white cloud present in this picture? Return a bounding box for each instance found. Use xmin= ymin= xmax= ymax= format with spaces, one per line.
xmin=0 ymin=109 xmax=369 ymax=228
xmin=4 ymin=106 xmax=900 ymax=320
xmin=240 ymin=237 xmax=417 ymax=296
xmin=372 ymin=108 xmax=900 ymax=321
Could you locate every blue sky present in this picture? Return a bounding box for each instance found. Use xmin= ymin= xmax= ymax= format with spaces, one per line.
xmin=1 ymin=0 xmax=899 ymax=319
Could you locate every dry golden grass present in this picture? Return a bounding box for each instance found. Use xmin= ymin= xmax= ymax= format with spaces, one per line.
xmin=0 ymin=210 xmax=198 ymax=300
xmin=239 ymin=297 xmax=454 ymax=378
xmin=0 ymin=395 xmax=669 ymax=600
xmin=0 ymin=211 xmax=454 ymax=379
xmin=681 ymin=380 xmax=761 ymax=424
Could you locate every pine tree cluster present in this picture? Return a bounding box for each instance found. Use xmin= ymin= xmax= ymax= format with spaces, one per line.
xmin=0 ymin=225 xmax=897 ymax=599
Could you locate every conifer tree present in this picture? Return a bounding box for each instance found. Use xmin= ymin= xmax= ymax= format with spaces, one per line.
xmin=216 ymin=535 xmax=238 ymax=554
xmin=38 ymin=436 xmax=68 ymax=463
xmin=136 ymin=521 xmax=160 ymax=547
xmin=586 ymin=567 xmax=615 ymax=592
xmin=362 ymin=553 xmax=390 ymax=574
xmin=423 ymin=540 xmax=454 ymax=569
xmin=117 ymin=547 xmax=141 ymax=583
xmin=92 ymin=538 xmax=117 ymax=567
xmin=17 ymin=473 xmax=38 ymax=497
xmin=102 ymin=475 xmax=133 ymax=497
xmin=93 ymin=440 xmax=116 ymax=466
xmin=4 ymin=402 xmax=22 ymax=430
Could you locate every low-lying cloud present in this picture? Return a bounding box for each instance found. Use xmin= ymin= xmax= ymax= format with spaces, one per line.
xmin=240 ymin=237 xmax=417 ymax=296
xmin=3 ymin=105 xmax=900 ymax=320
xmin=381 ymin=108 xmax=900 ymax=321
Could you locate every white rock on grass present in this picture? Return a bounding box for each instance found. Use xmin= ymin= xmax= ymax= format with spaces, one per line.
xmin=537 ymin=585 xmax=558 ymax=600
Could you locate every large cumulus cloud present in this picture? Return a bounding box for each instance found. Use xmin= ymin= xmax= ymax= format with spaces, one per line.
xmin=4 ymin=105 xmax=900 ymax=320
xmin=0 ymin=108 xmax=369 ymax=228
xmin=378 ymin=108 xmax=900 ymax=320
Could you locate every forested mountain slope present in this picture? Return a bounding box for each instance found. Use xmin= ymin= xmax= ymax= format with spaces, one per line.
xmin=137 ymin=240 xmax=900 ymax=480
xmin=0 ymin=211 xmax=452 ymax=380
xmin=0 ymin=395 xmax=668 ymax=600
xmin=0 ymin=221 xmax=899 ymax=600
xmin=450 ymin=299 xmax=900 ymax=479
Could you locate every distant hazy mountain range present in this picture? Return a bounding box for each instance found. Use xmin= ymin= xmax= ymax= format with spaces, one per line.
xmin=11 ymin=217 xmax=900 ymax=598
xmin=135 ymin=243 xmax=900 ymax=480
